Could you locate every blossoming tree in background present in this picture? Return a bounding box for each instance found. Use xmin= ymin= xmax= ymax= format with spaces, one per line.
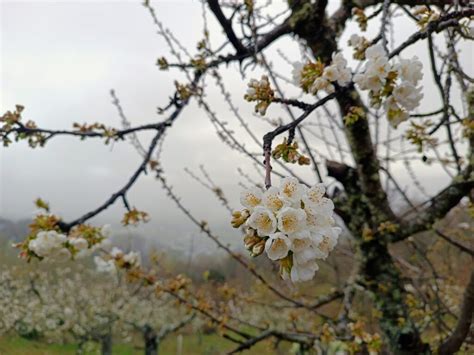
xmin=1 ymin=1 xmax=473 ymax=353
xmin=0 ymin=265 xmax=195 ymax=355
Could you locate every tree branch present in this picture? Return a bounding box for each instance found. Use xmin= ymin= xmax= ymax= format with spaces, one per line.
xmin=438 ymin=269 xmax=474 ymax=354
xmin=207 ymin=0 xmax=247 ymax=54
xmin=389 ymin=8 xmax=474 ymax=58
xmin=435 ymin=229 xmax=474 ymax=257
xmin=393 ymin=167 xmax=474 ymax=242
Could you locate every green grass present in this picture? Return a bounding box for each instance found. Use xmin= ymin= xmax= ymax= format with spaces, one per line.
xmin=0 ymin=333 xmax=281 ymax=354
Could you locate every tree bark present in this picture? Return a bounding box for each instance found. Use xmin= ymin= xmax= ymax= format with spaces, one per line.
xmin=289 ymin=1 xmax=428 ymax=352
xmin=143 ymin=325 xmax=158 ymax=355
xmin=100 ymin=333 xmax=113 ymax=355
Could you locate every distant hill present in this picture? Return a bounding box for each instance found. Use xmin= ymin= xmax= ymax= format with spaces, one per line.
xmin=0 ymin=217 xmax=30 ymax=243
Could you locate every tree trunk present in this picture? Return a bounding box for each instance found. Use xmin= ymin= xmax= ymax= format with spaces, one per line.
xmin=287 ymin=2 xmax=429 ymax=352
xmin=143 ymin=325 xmax=158 ymax=355
xmin=101 ymin=334 xmax=112 ymax=355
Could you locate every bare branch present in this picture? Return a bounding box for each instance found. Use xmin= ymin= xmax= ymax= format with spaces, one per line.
xmin=438 ymin=269 xmax=474 ymax=354
xmin=435 ymin=229 xmax=474 ymax=257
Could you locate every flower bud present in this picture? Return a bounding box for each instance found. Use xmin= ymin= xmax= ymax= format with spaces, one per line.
xmin=231 ymin=210 xmax=250 ymax=228
xmin=243 ymin=235 xmax=260 ymax=250
xmin=250 ymin=239 xmax=265 ymax=257
xmin=298 ymin=155 xmax=311 ymax=165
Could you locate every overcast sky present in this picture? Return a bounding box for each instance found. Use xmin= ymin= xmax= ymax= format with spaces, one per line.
xmin=1 ymin=1 xmax=472 ymax=251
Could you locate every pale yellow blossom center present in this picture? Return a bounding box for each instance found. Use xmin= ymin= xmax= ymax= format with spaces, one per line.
xmin=244 ymin=193 xmax=261 ymax=207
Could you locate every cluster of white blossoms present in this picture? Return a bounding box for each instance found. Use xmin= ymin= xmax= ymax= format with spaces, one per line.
xmin=28 ymin=230 xmax=72 ymax=261
xmin=26 ymin=224 xmax=112 ymax=262
xmin=233 ymin=177 xmax=341 ymax=283
xmin=353 ymin=43 xmax=424 ymax=127
xmin=292 ymin=52 xmax=352 ymax=95
xmin=348 ymin=34 xmax=370 ymax=60
xmin=94 ymin=246 xmax=141 ymax=274
xmin=244 ymin=75 xmax=274 ymax=115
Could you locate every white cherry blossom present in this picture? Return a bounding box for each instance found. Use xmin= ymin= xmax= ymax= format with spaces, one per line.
xmin=240 ymin=187 xmax=263 ymax=210
xmin=101 ymin=224 xmax=112 ymax=238
xmin=29 ymin=230 xmax=67 ymax=258
xmin=312 ymin=227 xmax=341 ymax=259
xmin=302 ymin=183 xmax=325 ymax=205
xmin=395 ymin=57 xmax=423 ymax=85
xmin=292 ymin=62 xmax=304 ymax=86
xmin=293 ymin=248 xmax=317 ymax=264
xmin=262 ymin=186 xmax=288 ymax=212
xmin=365 ymin=43 xmax=386 ymax=60
xmin=277 ymin=207 xmax=306 ymax=234
xmin=94 ymin=256 xmax=116 ymax=273
xmin=248 ymin=206 xmax=277 ymax=236
xmin=336 ymin=67 xmax=352 ymax=86
xmin=367 ymin=56 xmax=390 ymax=81
xmin=385 ymin=96 xmax=409 ymax=128
xmin=69 ymin=238 xmax=88 ymax=251
xmin=323 ymin=65 xmax=339 ymax=82
xmin=278 ymin=177 xmax=303 ymax=204
xmin=392 ymin=81 xmax=424 ymax=111
xmin=305 ymin=207 xmax=335 ymax=231
xmin=331 ymin=52 xmax=347 ymax=69
xmin=349 ymin=34 xmax=364 ymax=47
xmin=110 ymin=246 xmax=124 ymax=258
xmin=354 ymin=44 xmax=424 ymax=127
xmin=311 ymin=77 xmax=332 ymax=94
xmin=311 ymin=197 xmax=335 ymax=216
xmin=123 ymin=251 xmax=141 ymax=267
xmin=290 ymin=258 xmax=319 ymax=282
xmin=288 ymin=230 xmax=312 ymax=253
xmin=265 ymin=232 xmax=291 ymax=260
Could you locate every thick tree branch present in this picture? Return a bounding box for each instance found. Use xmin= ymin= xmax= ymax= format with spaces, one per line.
xmin=393 ymin=167 xmax=473 ymax=242
xmin=207 ymin=0 xmax=247 ymax=54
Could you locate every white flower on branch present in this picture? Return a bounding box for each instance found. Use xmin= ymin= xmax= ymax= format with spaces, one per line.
xmin=69 ymin=237 xmax=88 ymax=251
xmin=277 ymin=207 xmax=306 ymax=234
xmin=354 ymin=43 xmax=424 ymax=128
xmin=28 ymin=230 xmax=67 ymax=258
xmin=94 ymin=256 xmax=116 ymax=274
xmin=240 ymin=187 xmax=263 ymax=210
xmin=278 ymin=177 xmax=303 ymax=204
xmin=385 ymin=96 xmax=410 ymax=128
xmin=323 ymin=65 xmax=339 ymax=82
xmin=312 ymin=227 xmax=341 ymax=259
xmin=234 ymin=178 xmax=341 ymax=282
xmin=248 ymin=206 xmax=277 ymax=236
xmin=395 ymin=56 xmax=423 ymax=85
xmin=311 ymin=77 xmax=335 ymax=94
xmin=265 ymin=232 xmax=291 ymax=260
xmin=262 ymin=186 xmax=288 ymax=212
xmin=292 ymin=52 xmax=352 ymax=95
xmin=365 ymin=43 xmax=386 ymax=60
xmin=291 ymin=62 xmax=304 ymax=86
xmin=289 ymin=258 xmax=319 ymax=283
xmin=349 ymin=34 xmax=364 ymax=47
xmin=392 ymin=81 xmax=424 ymax=111
xmin=123 ymin=251 xmax=141 ymax=268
